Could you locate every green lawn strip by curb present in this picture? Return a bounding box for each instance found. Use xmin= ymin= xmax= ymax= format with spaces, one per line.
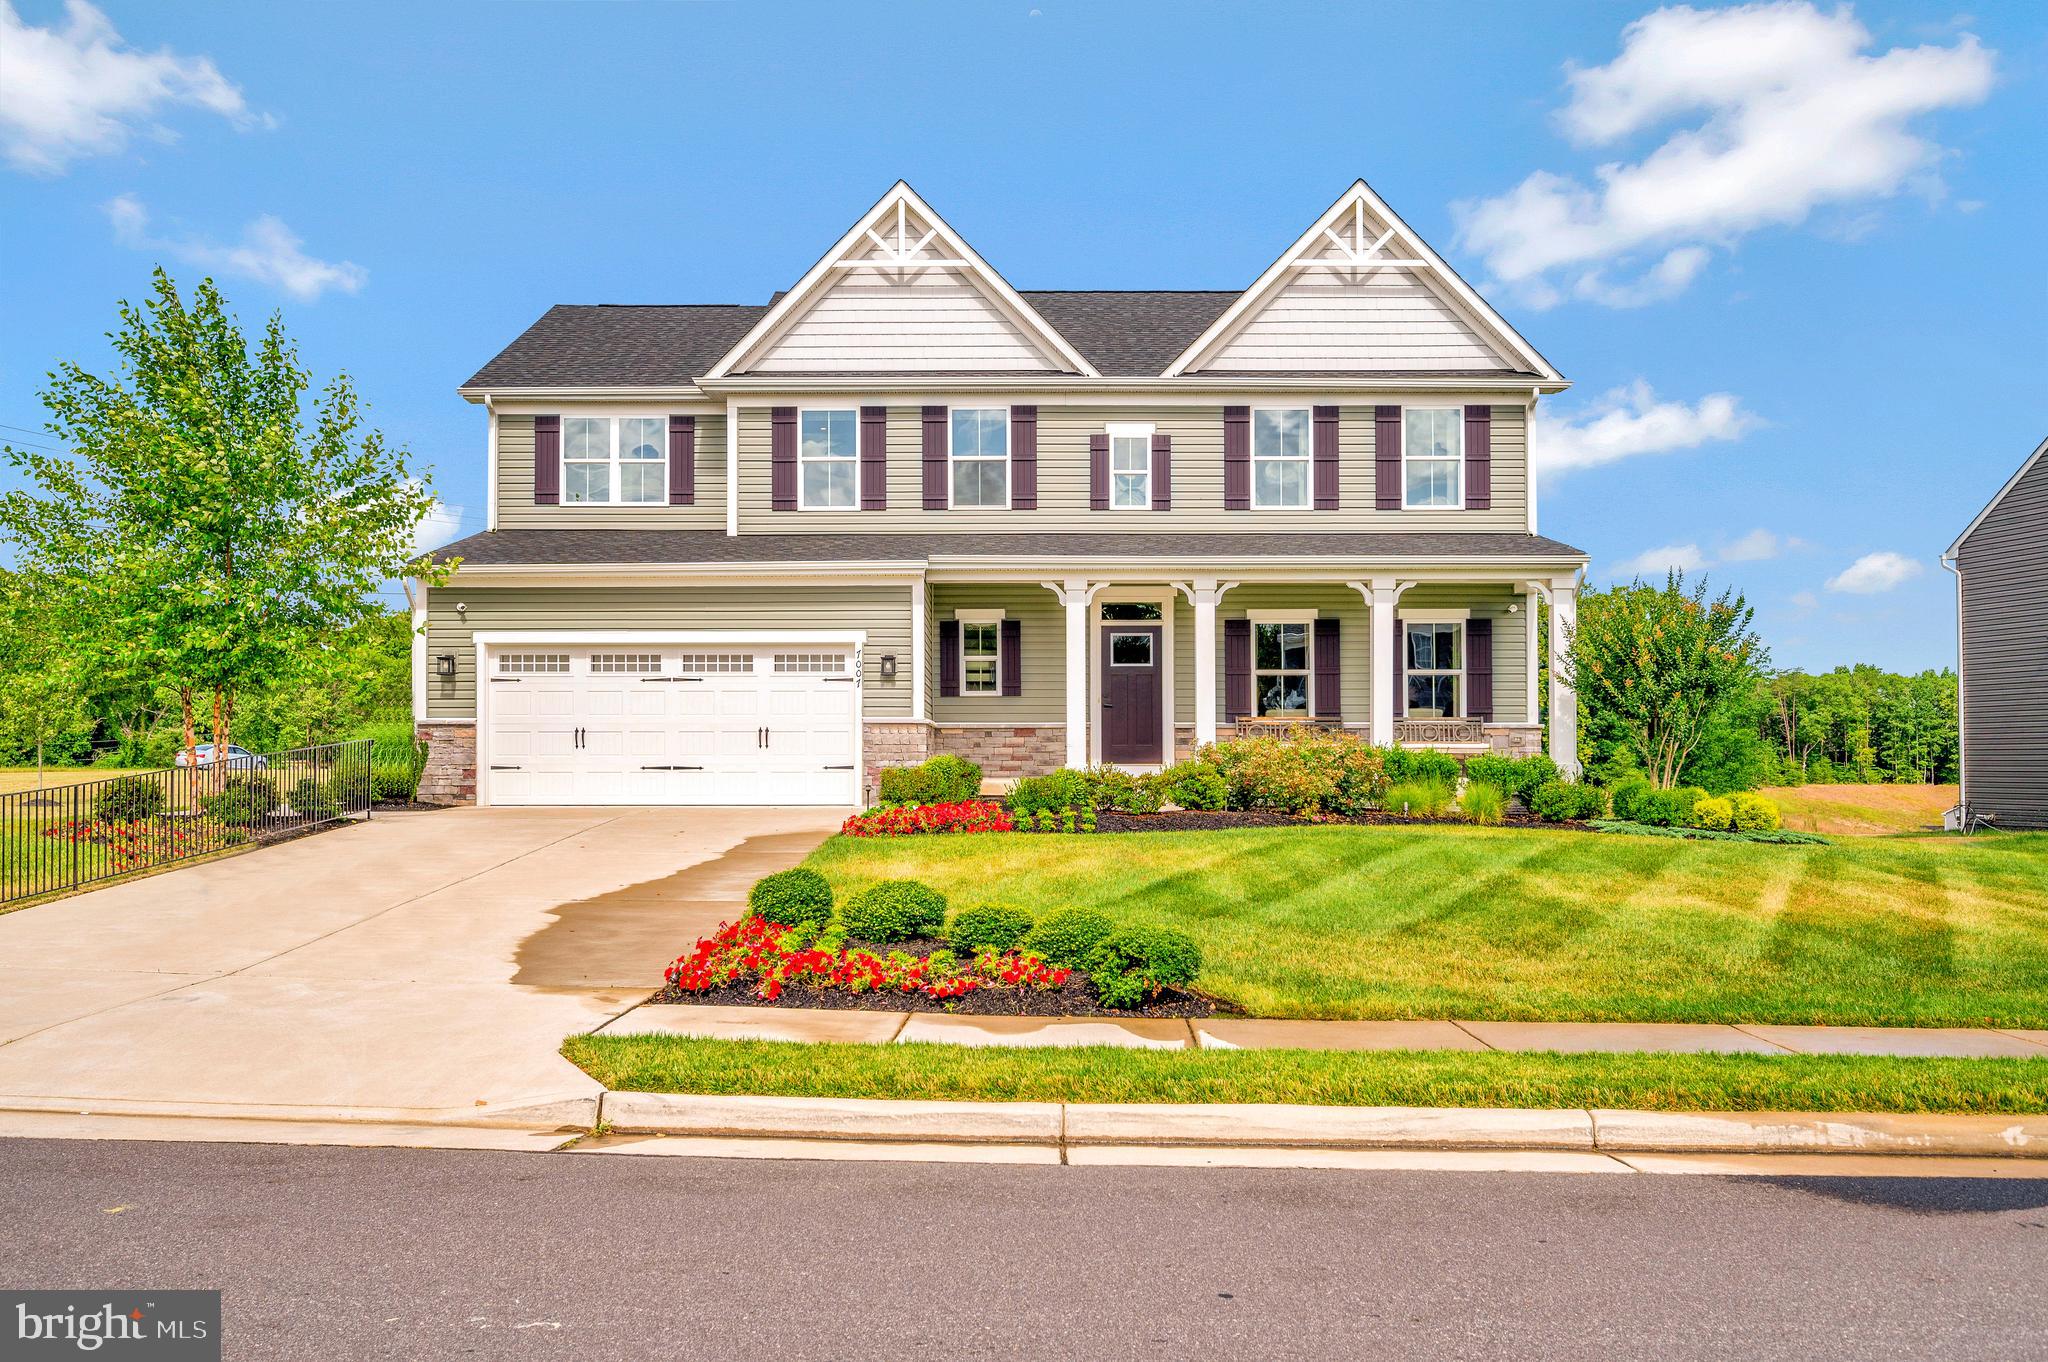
xmin=563 ymin=1036 xmax=2048 ymax=1116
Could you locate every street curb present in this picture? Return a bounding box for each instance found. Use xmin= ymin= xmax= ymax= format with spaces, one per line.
xmin=595 ymin=1092 xmax=2048 ymax=1158
xmin=0 ymin=1092 xmax=601 ymax=1132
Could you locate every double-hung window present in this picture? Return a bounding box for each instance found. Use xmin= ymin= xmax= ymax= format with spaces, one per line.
xmin=960 ymin=620 xmax=1001 ymax=694
xmin=1252 ymin=618 xmax=1312 ymax=717
xmin=1108 ymin=425 xmax=1151 ymax=509
xmin=1405 ymin=620 xmax=1462 ymax=717
xmin=1403 ymin=409 xmax=1463 ymax=509
xmin=1252 ymin=408 xmax=1310 ymax=509
xmin=799 ymin=408 xmax=858 ymax=510
xmin=950 ymin=408 xmax=1009 ymax=508
xmin=562 ymin=415 xmax=666 ymax=505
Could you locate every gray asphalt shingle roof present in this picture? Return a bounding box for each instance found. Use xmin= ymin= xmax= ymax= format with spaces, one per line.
xmin=428 ymin=528 xmax=1587 ymax=566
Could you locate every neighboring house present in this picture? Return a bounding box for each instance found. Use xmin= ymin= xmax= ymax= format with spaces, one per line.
xmin=1943 ymin=436 xmax=2048 ymax=830
xmin=413 ymin=180 xmax=1588 ymax=807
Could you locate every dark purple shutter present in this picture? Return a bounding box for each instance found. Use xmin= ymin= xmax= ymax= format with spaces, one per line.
xmin=1464 ymin=405 xmax=1492 ymax=511
xmin=1393 ymin=616 xmax=1406 ymax=716
xmin=1467 ymin=617 xmax=1493 ymax=721
xmin=1010 ymin=405 xmax=1036 ymax=510
xmin=1224 ymin=618 xmax=1251 ymax=721
xmin=1375 ymin=406 xmax=1402 ymax=511
xmin=1223 ymin=406 xmax=1250 ymax=511
xmin=1000 ymin=618 xmax=1022 ymax=697
xmin=1313 ymin=618 xmax=1341 ymax=720
xmin=860 ymin=406 xmax=887 ymax=511
xmin=1089 ymin=433 xmax=1110 ymax=511
xmin=770 ymin=406 xmax=797 ymax=511
xmin=938 ymin=619 xmax=960 ymax=697
xmin=922 ymin=406 xmax=948 ymax=510
xmin=1151 ymin=433 xmax=1172 ymax=511
xmin=1313 ymin=405 xmax=1340 ymax=511
xmin=667 ymin=415 xmax=695 ymax=505
xmin=532 ymin=414 xmax=560 ymax=505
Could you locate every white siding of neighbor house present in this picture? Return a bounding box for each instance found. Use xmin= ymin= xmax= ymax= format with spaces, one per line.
xmin=743 ymin=266 xmax=1060 ymax=374
xmin=1197 ymin=259 xmax=1515 ymax=373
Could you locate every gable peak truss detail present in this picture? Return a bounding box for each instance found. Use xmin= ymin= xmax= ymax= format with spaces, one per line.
xmin=705 ymin=182 xmax=1098 ymax=379
xmin=1164 ymin=180 xmax=1563 ymax=382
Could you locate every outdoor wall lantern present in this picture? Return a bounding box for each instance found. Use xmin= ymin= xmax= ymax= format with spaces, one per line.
xmin=879 ymin=654 xmax=897 ymax=679
xmin=434 ymin=654 xmax=456 ymax=678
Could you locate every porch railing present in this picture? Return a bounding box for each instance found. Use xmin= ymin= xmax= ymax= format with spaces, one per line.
xmin=0 ymin=740 xmax=371 ymax=906
xmin=1395 ymin=717 xmax=1487 ymax=745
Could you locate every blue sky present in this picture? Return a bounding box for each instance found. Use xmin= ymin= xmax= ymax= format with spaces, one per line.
xmin=3 ymin=0 xmax=2042 ymax=672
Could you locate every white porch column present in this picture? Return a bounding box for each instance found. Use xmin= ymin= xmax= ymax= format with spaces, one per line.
xmin=1352 ymin=577 xmax=1404 ymax=747
xmin=909 ymin=574 xmax=928 ymax=723
xmin=1185 ymin=578 xmax=1230 ymax=750
xmin=1044 ymin=579 xmax=1093 ymax=769
xmin=1548 ymin=578 xmax=1580 ymax=778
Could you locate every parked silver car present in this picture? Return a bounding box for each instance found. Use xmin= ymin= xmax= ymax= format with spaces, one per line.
xmin=173 ymin=743 xmax=268 ymax=771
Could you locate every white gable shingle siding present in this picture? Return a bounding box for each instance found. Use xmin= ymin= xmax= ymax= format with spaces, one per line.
xmin=745 ymin=268 xmax=1062 ymax=374
xmin=1198 ymin=266 xmax=1513 ymax=373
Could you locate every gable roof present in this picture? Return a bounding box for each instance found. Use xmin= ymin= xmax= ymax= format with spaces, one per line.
xmin=1164 ymin=180 xmax=1563 ymax=382
xmin=703 ymin=181 xmax=1097 ymax=379
xmin=1947 ymin=435 xmax=2048 ymax=558
xmin=463 ymin=304 xmax=765 ymax=389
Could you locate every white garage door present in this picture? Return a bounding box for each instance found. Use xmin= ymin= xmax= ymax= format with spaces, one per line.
xmin=483 ymin=645 xmax=859 ymax=806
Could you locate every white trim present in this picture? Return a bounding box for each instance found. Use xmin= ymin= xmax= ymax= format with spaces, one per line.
xmin=1399 ymin=608 xmax=1471 ymax=622
xmin=471 ymin=629 xmax=867 ymax=646
xmin=1947 ymin=434 xmax=2048 ymax=557
xmin=702 ymin=182 xmax=1099 ymax=380
xmin=953 ymin=608 xmax=1006 ymax=624
xmin=1943 ymin=552 xmax=1967 ymax=815
xmin=1400 ymin=406 xmax=1466 ymax=511
xmin=408 ymin=578 xmax=428 ymax=723
xmin=1088 ymin=585 xmax=1175 ymax=768
xmin=910 ymin=575 xmax=928 ymax=723
xmin=946 ymin=404 xmax=1012 ymax=510
xmin=1525 ymin=388 xmax=1540 ymax=535
xmin=466 ymin=376 xmax=1574 ymax=401
xmin=1247 ymin=608 xmax=1319 ymax=623
xmin=1104 ymin=421 xmax=1156 ymax=438
xmin=484 ymin=397 xmax=499 ymax=532
xmin=795 ymin=404 xmax=862 ymax=512
xmin=1524 ymin=590 xmax=1539 ymax=728
xmin=1162 ymin=180 xmax=1565 ymax=382
xmin=415 ymin=716 xmax=476 ymax=726
xmin=724 ymin=398 xmax=740 ymax=536
xmin=1249 ymin=404 xmax=1314 ymax=511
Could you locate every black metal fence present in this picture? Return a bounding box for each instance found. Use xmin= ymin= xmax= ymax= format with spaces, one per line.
xmin=0 ymin=740 xmax=372 ymax=906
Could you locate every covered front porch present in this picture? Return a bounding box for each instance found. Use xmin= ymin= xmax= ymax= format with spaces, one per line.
xmin=906 ymin=569 xmax=1582 ymax=781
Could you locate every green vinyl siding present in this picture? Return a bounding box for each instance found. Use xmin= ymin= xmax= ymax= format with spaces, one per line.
xmin=1395 ymin=584 xmax=1531 ymax=725
xmin=930 ymin=584 xmax=1066 ymax=724
xmin=1217 ymin=585 xmax=1373 ymax=724
xmin=422 ymin=584 xmax=912 ymax=719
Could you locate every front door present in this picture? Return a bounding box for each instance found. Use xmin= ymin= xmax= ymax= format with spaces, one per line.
xmin=1099 ymin=625 xmax=1163 ymax=764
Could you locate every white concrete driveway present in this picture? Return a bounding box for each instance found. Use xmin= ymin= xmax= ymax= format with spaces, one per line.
xmin=0 ymin=807 xmax=840 ymax=1144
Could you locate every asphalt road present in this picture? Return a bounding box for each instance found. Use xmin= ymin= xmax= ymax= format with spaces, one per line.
xmin=3 ymin=1139 xmax=2044 ymax=1361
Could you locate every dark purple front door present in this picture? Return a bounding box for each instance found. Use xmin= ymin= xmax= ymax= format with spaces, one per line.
xmin=1100 ymin=625 xmax=1163 ymax=764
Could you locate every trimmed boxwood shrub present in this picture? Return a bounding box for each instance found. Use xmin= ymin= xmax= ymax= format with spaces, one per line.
xmin=748 ymin=867 xmax=834 ymax=928
xmin=840 ymin=879 xmax=947 ymax=942
xmin=93 ymin=775 xmax=167 ymax=822
xmin=1008 ymin=767 xmax=1096 ymax=817
xmin=1383 ymin=747 xmax=1461 ymax=787
xmin=1087 ymin=925 xmax=1203 ymax=1009
xmin=947 ymin=904 xmax=1036 ymax=953
xmin=1691 ymin=795 xmax=1735 ymax=831
xmin=1528 ymin=780 xmax=1608 ymax=822
xmin=1158 ymin=760 xmax=1227 ymax=811
xmin=1729 ymin=791 xmax=1782 ymax=832
xmin=370 ymin=762 xmax=420 ymax=803
xmin=1463 ymin=752 xmax=1560 ymax=802
xmin=1019 ymin=906 xmax=1113 ymax=967
xmin=878 ymin=754 xmax=984 ymax=805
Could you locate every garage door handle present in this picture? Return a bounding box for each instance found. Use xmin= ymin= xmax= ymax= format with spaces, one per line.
xmin=641 ymin=677 xmax=700 ymax=683
xmin=641 ymin=764 xmax=703 ymax=771
xmin=490 ymin=764 xmax=521 ymax=771
xmin=489 ymin=677 xmax=521 ymax=684
xmin=822 ymin=764 xmax=854 ymax=771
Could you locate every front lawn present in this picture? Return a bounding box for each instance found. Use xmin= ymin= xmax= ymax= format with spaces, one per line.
xmin=802 ymin=826 xmax=2048 ymax=1027
xmin=566 ymin=1036 xmax=2048 ymax=1115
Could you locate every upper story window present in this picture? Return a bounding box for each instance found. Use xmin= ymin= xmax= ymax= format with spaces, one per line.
xmin=1403 ymin=409 xmax=1463 ymax=509
xmin=799 ymin=408 xmax=858 ymax=510
xmin=1252 ymin=408 xmax=1310 ymax=509
xmin=563 ymin=415 xmax=666 ymax=505
xmin=1405 ymin=620 xmax=1462 ymax=716
xmin=950 ymin=408 xmax=1009 ymax=509
xmin=1108 ymin=424 xmax=1152 ymax=509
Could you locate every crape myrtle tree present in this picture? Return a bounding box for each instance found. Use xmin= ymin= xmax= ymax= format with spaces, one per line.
xmin=1562 ymin=571 xmax=1767 ymax=789
xmin=0 ymin=269 xmax=444 ymax=782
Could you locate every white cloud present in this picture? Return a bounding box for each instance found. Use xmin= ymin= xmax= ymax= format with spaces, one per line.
xmin=0 ymin=0 xmax=267 ymax=174
xmin=1453 ymin=2 xmax=1995 ymax=307
xmin=106 ymin=194 xmax=366 ymax=300
xmin=1826 ymin=550 xmax=1923 ymax=594
xmin=1532 ymin=379 xmax=1756 ymax=475
xmin=410 ymin=501 xmax=466 ymax=558
xmin=1720 ymin=527 xmax=1805 ymax=562
xmin=1610 ymin=542 xmax=1710 ymax=580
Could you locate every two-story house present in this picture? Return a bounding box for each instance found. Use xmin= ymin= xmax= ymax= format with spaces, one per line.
xmin=413 ymin=181 xmax=1588 ymax=807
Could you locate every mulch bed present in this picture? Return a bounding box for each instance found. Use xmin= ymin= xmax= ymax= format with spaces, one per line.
xmin=1095 ymin=809 xmax=1585 ymax=834
xmin=647 ymin=936 xmax=1218 ymax=1020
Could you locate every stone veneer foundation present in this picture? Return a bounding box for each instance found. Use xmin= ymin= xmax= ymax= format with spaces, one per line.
xmin=414 ymin=721 xmax=477 ymax=806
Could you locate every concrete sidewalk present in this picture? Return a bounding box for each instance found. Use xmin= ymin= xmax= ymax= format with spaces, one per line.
xmin=598 ymin=1003 xmax=2048 ymax=1059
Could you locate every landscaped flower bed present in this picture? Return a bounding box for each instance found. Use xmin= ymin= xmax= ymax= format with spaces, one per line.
xmin=839 ymin=799 xmax=1013 ymax=837
xmin=648 ymin=869 xmax=1214 ymax=1018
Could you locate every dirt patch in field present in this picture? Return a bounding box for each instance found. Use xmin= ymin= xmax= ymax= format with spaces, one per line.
xmin=1759 ymin=784 xmax=1956 ymax=836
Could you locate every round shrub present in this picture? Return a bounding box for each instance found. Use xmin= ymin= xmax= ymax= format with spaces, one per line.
xmin=1691 ymin=795 xmax=1735 ymax=831
xmin=1528 ymin=780 xmax=1607 ymax=823
xmin=1608 ymin=777 xmax=1655 ymax=824
xmin=947 ymin=904 xmax=1036 ymax=953
xmin=1729 ymin=792 xmax=1782 ymax=832
xmin=1159 ymin=761 xmax=1227 ymax=811
xmin=1086 ymin=924 xmax=1203 ymax=1007
xmin=1634 ymin=789 xmax=1681 ymax=827
xmin=1019 ymin=906 xmax=1114 ymax=967
xmin=1384 ymin=747 xmax=1461 ymax=788
xmin=1090 ymin=767 xmax=1164 ymax=814
xmin=748 ymin=867 xmax=834 ymax=928
xmin=1008 ymin=767 xmax=1096 ymax=817
xmin=839 ymin=879 xmax=948 ymax=942
xmin=1458 ymin=781 xmax=1507 ymax=826
xmin=1670 ymin=786 xmax=1708 ymax=825
xmin=94 ymin=775 xmax=167 ymax=822
xmin=920 ymin=753 xmax=983 ymax=802
xmin=200 ymin=772 xmax=279 ymax=827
